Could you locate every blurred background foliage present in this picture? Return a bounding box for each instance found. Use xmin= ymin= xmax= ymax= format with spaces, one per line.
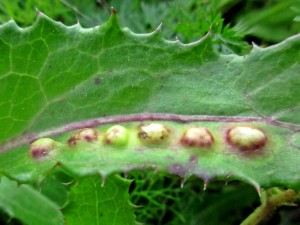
xmin=1 ymin=1 xmax=300 ymax=224
xmin=1 ymin=0 xmax=300 ymax=54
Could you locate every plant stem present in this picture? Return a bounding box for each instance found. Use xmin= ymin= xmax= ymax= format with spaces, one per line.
xmin=241 ymin=189 xmax=297 ymax=225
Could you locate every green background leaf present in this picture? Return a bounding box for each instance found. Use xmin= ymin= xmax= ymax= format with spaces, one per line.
xmin=63 ymin=175 xmax=136 ymax=225
xmin=0 ymin=177 xmax=64 ymax=225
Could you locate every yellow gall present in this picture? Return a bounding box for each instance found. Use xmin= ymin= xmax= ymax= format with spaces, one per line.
xmin=181 ymin=127 xmax=214 ymax=148
xmin=138 ymin=123 xmax=170 ymax=144
xmin=226 ymin=126 xmax=266 ymax=151
xmin=104 ymin=125 xmax=128 ymax=146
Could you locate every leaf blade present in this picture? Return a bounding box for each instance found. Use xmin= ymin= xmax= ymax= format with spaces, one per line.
xmin=63 ymin=175 xmax=136 ymax=225
xmin=0 ymin=177 xmax=64 ymax=225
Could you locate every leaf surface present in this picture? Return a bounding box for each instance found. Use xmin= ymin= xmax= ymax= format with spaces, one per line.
xmin=0 ymin=12 xmax=300 ymax=190
xmin=0 ymin=177 xmax=64 ymax=225
xmin=63 ymin=175 xmax=136 ymax=225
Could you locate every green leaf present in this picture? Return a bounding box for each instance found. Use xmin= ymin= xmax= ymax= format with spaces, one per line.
xmin=0 ymin=12 xmax=300 ymax=191
xmin=40 ymin=176 xmax=69 ymax=208
xmin=63 ymin=175 xmax=136 ymax=225
xmin=233 ymin=0 xmax=300 ymax=43
xmin=0 ymin=177 xmax=64 ymax=225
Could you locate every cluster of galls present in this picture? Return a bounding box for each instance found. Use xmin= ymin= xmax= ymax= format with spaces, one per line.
xmin=29 ymin=123 xmax=267 ymax=160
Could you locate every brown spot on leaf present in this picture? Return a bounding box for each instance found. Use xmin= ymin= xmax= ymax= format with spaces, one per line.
xmin=111 ymin=7 xmax=117 ymax=14
xmin=94 ymin=77 xmax=102 ymax=85
xmin=189 ymin=155 xmax=198 ymax=164
xmin=68 ymin=128 xmax=99 ymax=146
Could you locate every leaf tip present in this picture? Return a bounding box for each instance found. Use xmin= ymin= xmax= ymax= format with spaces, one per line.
xmin=203 ymin=179 xmax=209 ymax=191
xmin=100 ymin=173 xmax=106 ymax=187
xmin=111 ymin=7 xmax=117 ymax=15
xmin=75 ymin=19 xmax=82 ymax=28
xmin=184 ymin=30 xmax=212 ymax=47
xmin=147 ymin=22 xmax=163 ymax=37
xmin=35 ymin=8 xmax=43 ymax=16
xmin=180 ymin=177 xmax=186 ymax=188
xmin=106 ymin=6 xmax=121 ymax=31
xmin=154 ymin=22 xmax=163 ymax=33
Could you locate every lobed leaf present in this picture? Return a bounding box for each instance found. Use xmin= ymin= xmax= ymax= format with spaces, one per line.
xmin=63 ymin=175 xmax=136 ymax=225
xmin=0 ymin=11 xmax=300 ymax=191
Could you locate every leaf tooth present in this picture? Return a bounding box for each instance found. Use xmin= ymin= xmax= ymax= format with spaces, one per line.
xmin=183 ymin=30 xmax=212 ymax=47
xmin=203 ymin=179 xmax=210 ymax=191
xmin=153 ymin=23 xmax=162 ymax=34
xmin=74 ymin=19 xmax=82 ymax=28
xmin=180 ymin=177 xmax=186 ymax=188
xmin=98 ymin=172 xmax=106 ymax=187
xmin=110 ymin=6 xmax=117 ymax=15
xmin=239 ymin=175 xmax=261 ymax=197
xmin=35 ymin=8 xmax=43 ymax=16
xmin=167 ymin=164 xmax=187 ymax=178
xmin=175 ymin=36 xmax=181 ymax=44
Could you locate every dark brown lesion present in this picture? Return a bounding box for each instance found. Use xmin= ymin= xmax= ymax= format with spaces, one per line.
xmin=68 ymin=136 xmax=77 ymax=146
xmin=181 ymin=136 xmax=196 ymax=147
xmin=104 ymin=138 xmax=112 ymax=144
xmin=138 ymin=131 xmax=148 ymax=140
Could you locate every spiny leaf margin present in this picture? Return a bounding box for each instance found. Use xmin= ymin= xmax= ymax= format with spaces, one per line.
xmin=0 ymin=10 xmax=300 ymax=193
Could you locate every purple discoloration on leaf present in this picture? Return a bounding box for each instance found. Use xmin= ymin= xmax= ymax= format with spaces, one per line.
xmin=94 ymin=77 xmax=102 ymax=85
xmin=168 ymin=164 xmax=187 ymax=177
xmin=31 ymin=147 xmax=48 ymax=158
xmin=189 ymin=155 xmax=198 ymax=164
xmin=29 ymin=138 xmax=57 ymax=159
